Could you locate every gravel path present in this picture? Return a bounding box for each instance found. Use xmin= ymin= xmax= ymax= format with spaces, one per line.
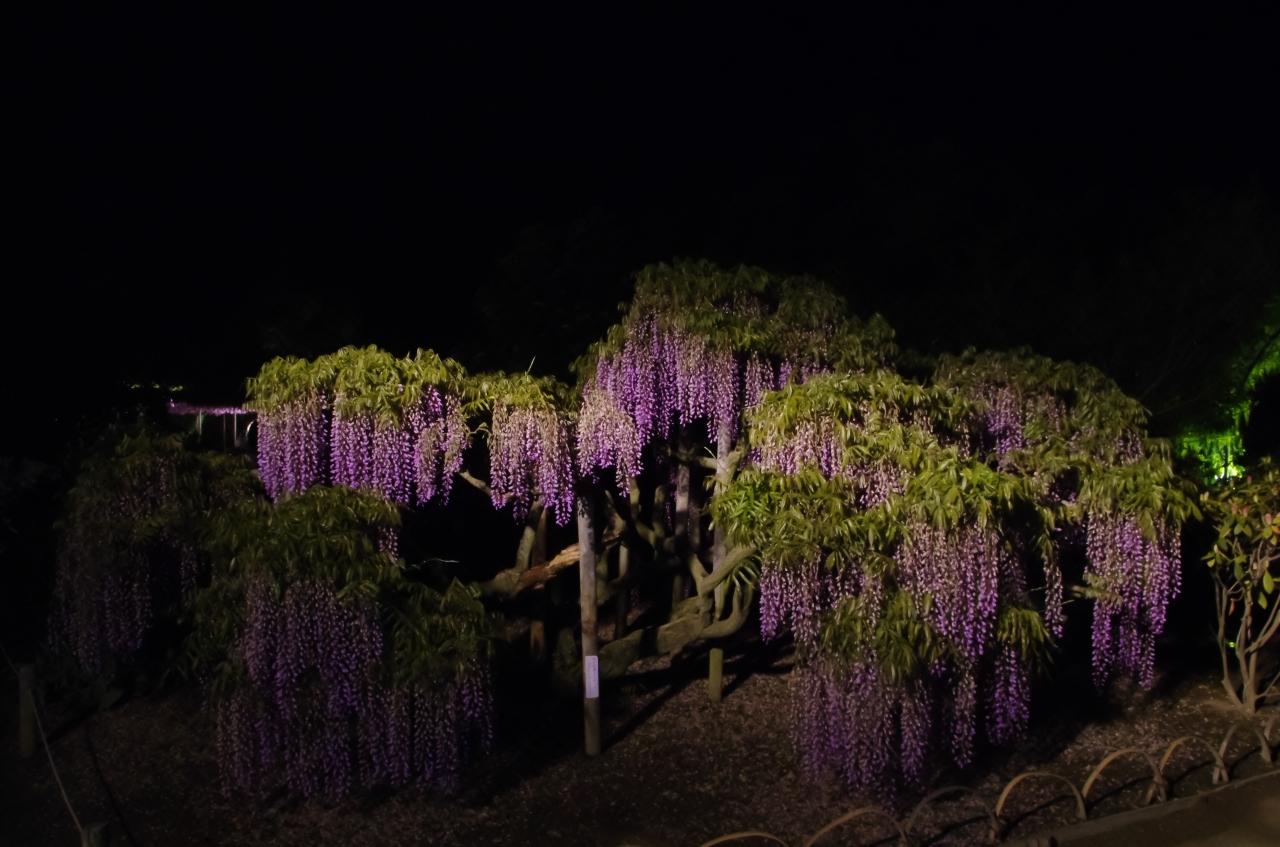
xmin=2 ymin=646 xmax=1274 ymax=846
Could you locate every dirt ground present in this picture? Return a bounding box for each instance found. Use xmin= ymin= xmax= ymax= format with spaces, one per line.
xmin=2 ymin=642 xmax=1276 ymax=847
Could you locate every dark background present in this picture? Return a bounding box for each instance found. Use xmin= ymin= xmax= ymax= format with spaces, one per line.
xmin=12 ymin=6 xmax=1280 ymax=455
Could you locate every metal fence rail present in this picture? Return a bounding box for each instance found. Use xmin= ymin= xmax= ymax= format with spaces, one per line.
xmin=700 ymin=714 xmax=1279 ymax=846
xmin=4 ymin=646 xmax=88 ymax=843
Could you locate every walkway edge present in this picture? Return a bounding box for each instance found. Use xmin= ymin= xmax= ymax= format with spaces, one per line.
xmin=1008 ymin=769 xmax=1280 ymax=846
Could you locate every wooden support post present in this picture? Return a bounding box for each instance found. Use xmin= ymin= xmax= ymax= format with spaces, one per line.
xmin=708 ymin=647 xmax=724 ymax=704
xmin=671 ymin=570 xmax=686 ymax=606
xmin=81 ymin=822 xmax=108 ymax=847
xmin=577 ymin=493 xmax=601 ymax=757
xmin=673 ymin=449 xmax=691 ymax=607
xmin=688 ymin=498 xmax=702 ymax=562
xmin=533 ymin=507 xmax=548 ymax=565
xmin=18 ymin=663 xmax=34 ymax=758
xmin=528 ymin=586 xmax=547 ymax=661
xmin=707 ymin=422 xmax=732 ymax=702
xmin=528 ymin=509 xmax=549 ymax=660
xmin=712 ymin=422 xmax=731 ymax=572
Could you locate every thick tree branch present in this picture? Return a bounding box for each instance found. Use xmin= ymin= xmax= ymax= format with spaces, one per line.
xmin=568 ymin=588 xmax=753 ymax=683
xmin=480 ymin=528 xmax=622 ymax=598
xmin=631 ymin=519 xmax=659 ymax=548
xmin=1249 ymin=599 xmax=1280 ymax=656
xmin=663 ymin=445 xmax=744 ymax=473
xmin=1258 ymin=666 xmax=1280 ymax=702
xmin=693 ymin=544 xmax=756 ymax=596
xmin=513 ymin=499 xmax=546 ymax=572
xmin=702 ymin=585 xmax=754 ymax=639
xmin=458 ymin=470 xmax=492 ymax=498
xmin=1216 ymin=579 xmax=1240 ymax=704
xmin=687 ymin=551 xmax=710 ymax=584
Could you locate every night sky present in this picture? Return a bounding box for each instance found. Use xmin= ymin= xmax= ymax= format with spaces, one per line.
xmin=14 ymin=6 xmax=1280 ymax=450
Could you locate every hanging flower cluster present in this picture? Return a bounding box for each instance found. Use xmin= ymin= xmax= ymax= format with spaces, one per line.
xmin=250 ymin=350 xmax=576 ymax=530
xmin=577 ymin=383 xmax=643 ymax=485
xmin=576 ymin=261 xmax=894 ymax=488
xmin=898 ymin=524 xmax=1004 ymax=664
xmin=982 ymin=384 xmax=1028 ymax=458
xmin=329 ymin=386 xmax=468 ymax=506
xmin=456 ymin=371 xmax=578 ymax=525
xmin=579 ymin=317 xmax=777 ymax=488
xmin=215 ymin=579 xmax=492 ymax=798
xmin=754 ymin=408 xmax=845 ymax=478
xmin=195 ymin=487 xmax=495 ymax=799
xmin=256 ymin=388 xmax=328 ymax=498
xmin=247 ymin=347 xmax=468 ymax=506
xmin=784 ymin=585 xmax=1024 ymax=796
xmin=51 ymin=432 xmax=258 ymax=674
xmin=790 ymin=661 xmax=898 ymax=797
xmin=488 ymin=400 xmax=575 ymax=524
xmin=987 ymin=643 xmax=1031 ymax=746
xmin=758 ymin=555 xmax=864 ymax=647
xmin=936 ymin=350 xmax=1192 ymax=688
xmin=1084 ymin=512 xmax=1182 ymax=688
xmin=412 ymin=391 xmax=469 ymax=505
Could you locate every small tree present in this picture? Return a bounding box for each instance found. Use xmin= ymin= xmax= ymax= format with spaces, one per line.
xmin=189 ymin=486 xmax=495 ymax=799
xmin=573 ymin=260 xmax=895 ymax=684
xmin=226 ymin=349 xmax=587 ymax=795
xmin=1204 ymin=460 xmax=1280 ymax=713
xmin=716 ymin=352 xmax=1198 ymax=796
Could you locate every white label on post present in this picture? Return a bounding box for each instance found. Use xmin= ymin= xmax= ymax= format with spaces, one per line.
xmin=584 ymin=654 xmax=599 ymax=699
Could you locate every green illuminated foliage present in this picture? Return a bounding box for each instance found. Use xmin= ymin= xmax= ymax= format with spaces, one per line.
xmin=246 ymin=346 xmax=466 ymax=424
xmin=50 ymin=430 xmax=261 ymax=675
xmin=573 ymin=259 xmax=897 ymax=385
xmin=188 ymin=485 xmax=494 ymax=691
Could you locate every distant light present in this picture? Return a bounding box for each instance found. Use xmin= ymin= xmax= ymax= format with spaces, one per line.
xmin=167 ymin=400 xmax=249 ymax=416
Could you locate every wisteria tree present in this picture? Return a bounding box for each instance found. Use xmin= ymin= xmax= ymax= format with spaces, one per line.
xmin=934 ymin=351 xmax=1198 ymax=690
xmin=234 ymin=349 xmax=589 ymax=794
xmin=225 ymin=264 xmax=1202 ymax=798
xmin=713 ymin=352 xmax=1197 ymax=796
xmin=572 ymin=260 xmax=896 ymax=693
xmin=187 ymin=486 xmax=495 ymax=799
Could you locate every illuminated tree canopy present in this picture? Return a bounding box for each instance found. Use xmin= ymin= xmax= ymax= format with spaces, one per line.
xmin=49 ymin=260 xmax=1206 ymax=803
